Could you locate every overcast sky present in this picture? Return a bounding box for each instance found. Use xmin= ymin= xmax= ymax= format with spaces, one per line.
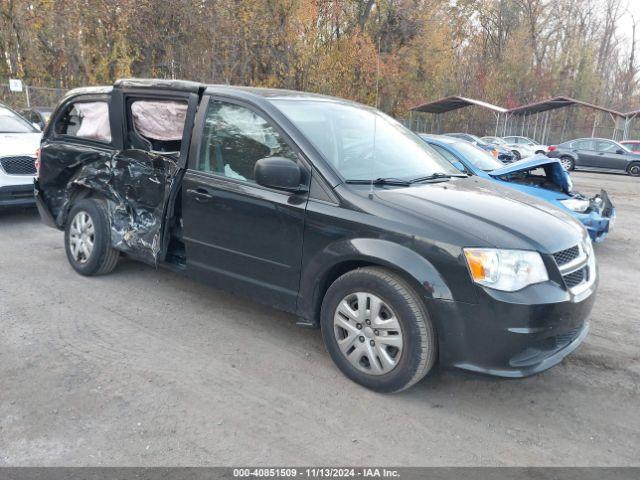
xmin=620 ymin=0 xmax=640 ymax=47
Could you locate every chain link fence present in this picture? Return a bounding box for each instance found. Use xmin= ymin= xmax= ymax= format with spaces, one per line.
xmin=0 ymin=84 xmax=67 ymax=110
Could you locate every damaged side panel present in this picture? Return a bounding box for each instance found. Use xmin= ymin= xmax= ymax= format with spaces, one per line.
xmin=39 ymin=140 xmax=179 ymax=264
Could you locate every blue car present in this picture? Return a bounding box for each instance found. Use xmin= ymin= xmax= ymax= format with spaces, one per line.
xmin=421 ymin=135 xmax=615 ymax=242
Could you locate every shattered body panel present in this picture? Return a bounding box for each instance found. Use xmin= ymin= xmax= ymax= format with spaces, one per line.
xmin=489 ymin=157 xmax=616 ymax=242
xmin=38 ymin=142 xmax=179 ymax=263
xmin=422 ymin=137 xmax=616 ymax=243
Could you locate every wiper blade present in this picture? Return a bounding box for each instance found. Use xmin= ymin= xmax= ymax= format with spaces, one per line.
xmin=409 ymin=173 xmax=460 ymax=183
xmin=345 ymin=177 xmax=411 ymax=186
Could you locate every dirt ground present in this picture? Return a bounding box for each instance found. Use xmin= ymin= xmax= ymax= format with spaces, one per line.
xmin=0 ymin=171 xmax=638 ymax=466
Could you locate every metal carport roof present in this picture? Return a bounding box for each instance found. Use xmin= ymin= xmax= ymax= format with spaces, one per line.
xmin=507 ymin=96 xmax=625 ymax=117
xmin=409 ymin=95 xmax=507 ymax=114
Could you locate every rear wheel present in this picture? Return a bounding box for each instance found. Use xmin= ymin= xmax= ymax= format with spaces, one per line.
xmin=560 ymin=156 xmax=575 ymax=171
xmin=320 ymin=267 xmax=437 ymax=393
xmin=627 ymin=162 xmax=640 ymax=177
xmin=65 ymin=199 xmax=119 ymax=276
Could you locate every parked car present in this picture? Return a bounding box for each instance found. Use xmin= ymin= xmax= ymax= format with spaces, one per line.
xmin=620 ymin=140 xmax=640 ymax=153
xmin=19 ymin=106 xmax=53 ymax=131
xmin=548 ymin=138 xmax=640 ymax=176
xmin=503 ymin=136 xmax=548 ymax=155
xmin=422 ymin=135 xmax=615 ymax=243
xmin=481 ymin=136 xmax=536 ymax=160
xmin=444 ymin=132 xmax=515 ymax=163
xmin=0 ymin=103 xmax=41 ymax=207
xmin=36 ymin=79 xmax=596 ymax=392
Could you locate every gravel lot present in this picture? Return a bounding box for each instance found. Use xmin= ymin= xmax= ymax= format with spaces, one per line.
xmin=1 ymin=171 xmax=638 ymax=466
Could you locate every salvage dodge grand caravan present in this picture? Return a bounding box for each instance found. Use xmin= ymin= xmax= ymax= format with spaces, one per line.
xmin=35 ymin=79 xmax=597 ymax=392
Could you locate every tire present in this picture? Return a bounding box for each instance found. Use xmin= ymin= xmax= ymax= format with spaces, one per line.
xmin=511 ymin=150 xmax=521 ymax=161
xmin=560 ymin=156 xmax=575 ymax=171
xmin=627 ymin=162 xmax=640 ymax=177
xmin=320 ymin=267 xmax=437 ymax=393
xmin=535 ymin=150 xmax=545 ymax=155
xmin=64 ymin=199 xmax=119 ymax=276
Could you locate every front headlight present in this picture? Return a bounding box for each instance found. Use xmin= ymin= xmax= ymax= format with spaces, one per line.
xmin=560 ymin=198 xmax=590 ymax=213
xmin=463 ymin=248 xmax=549 ymax=292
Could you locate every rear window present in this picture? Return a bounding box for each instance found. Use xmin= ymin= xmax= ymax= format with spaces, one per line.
xmin=54 ymin=101 xmax=112 ymax=143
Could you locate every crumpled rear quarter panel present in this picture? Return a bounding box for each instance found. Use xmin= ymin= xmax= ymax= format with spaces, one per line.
xmin=39 ymin=142 xmax=178 ymax=264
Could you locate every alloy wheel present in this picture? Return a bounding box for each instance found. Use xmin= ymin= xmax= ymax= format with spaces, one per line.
xmin=333 ymin=292 xmax=403 ymax=375
xmin=560 ymin=157 xmax=573 ymax=171
xmin=69 ymin=211 xmax=95 ymax=264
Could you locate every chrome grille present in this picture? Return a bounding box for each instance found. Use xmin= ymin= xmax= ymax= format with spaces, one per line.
xmin=552 ymin=242 xmax=594 ymax=294
xmin=0 ymin=156 xmax=36 ymax=175
xmin=563 ymin=267 xmax=586 ymax=288
xmin=553 ymin=245 xmax=580 ymax=266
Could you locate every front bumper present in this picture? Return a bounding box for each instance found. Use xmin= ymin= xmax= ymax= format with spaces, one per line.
xmin=0 ymin=184 xmax=35 ymax=207
xmin=571 ymin=190 xmax=615 ymax=243
xmin=0 ymin=168 xmax=36 ymax=207
xmin=426 ymin=278 xmax=597 ymax=377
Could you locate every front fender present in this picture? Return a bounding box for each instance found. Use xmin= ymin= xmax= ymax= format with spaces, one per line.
xmin=296 ymin=237 xmax=454 ymax=326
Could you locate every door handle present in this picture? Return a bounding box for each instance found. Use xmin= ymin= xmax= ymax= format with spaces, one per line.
xmin=187 ymin=188 xmax=214 ymax=202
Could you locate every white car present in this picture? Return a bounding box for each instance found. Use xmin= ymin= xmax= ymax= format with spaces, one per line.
xmin=502 ymin=136 xmax=548 ymax=155
xmin=481 ymin=136 xmax=537 ymax=160
xmin=0 ymin=104 xmax=42 ymax=207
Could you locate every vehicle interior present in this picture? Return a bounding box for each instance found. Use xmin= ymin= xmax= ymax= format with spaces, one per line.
xmin=54 ymin=102 xmax=112 ymax=142
xmin=499 ymin=166 xmax=566 ymax=193
xmin=126 ymin=99 xmax=187 ymax=154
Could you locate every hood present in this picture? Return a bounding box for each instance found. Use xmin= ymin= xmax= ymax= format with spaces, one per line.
xmin=374 ymin=176 xmax=585 ymax=253
xmin=489 ymin=155 xmax=571 ymax=193
xmin=0 ymin=132 xmax=42 ymax=156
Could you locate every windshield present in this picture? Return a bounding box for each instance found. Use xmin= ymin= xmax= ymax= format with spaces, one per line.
xmin=0 ymin=106 xmax=37 ymax=133
xmin=271 ymin=99 xmax=461 ymax=181
xmin=453 ymin=142 xmax=504 ymax=171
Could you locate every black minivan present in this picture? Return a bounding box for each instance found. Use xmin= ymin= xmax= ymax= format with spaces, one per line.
xmin=35 ymin=80 xmax=597 ymax=392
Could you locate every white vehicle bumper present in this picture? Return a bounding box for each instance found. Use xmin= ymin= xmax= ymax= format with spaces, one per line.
xmin=0 ymin=167 xmax=36 ymax=207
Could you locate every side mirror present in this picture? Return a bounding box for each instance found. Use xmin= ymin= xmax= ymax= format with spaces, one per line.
xmin=254 ymin=157 xmax=306 ymax=193
xmin=616 ymin=149 xmax=625 ymax=155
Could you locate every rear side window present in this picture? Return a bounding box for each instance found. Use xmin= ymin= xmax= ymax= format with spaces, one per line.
xmin=54 ymin=101 xmax=111 ymax=143
xmin=197 ymin=100 xmax=297 ymax=182
xmin=571 ymin=140 xmax=594 ymax=150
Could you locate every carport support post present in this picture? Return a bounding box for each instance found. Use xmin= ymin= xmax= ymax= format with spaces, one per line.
xmin=542 ymin=112 xmax=550 ymax=145
xmin=560 ymin=109 xmax=569 ymax=143
xmin=623 ymin=114 xmax=637 ymax=140
xmin=609 ymin=113 xmax=620 ymax=141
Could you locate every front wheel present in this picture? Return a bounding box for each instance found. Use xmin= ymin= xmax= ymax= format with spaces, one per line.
xmin=627 ymin=162 xmax=640 ymax=177
xmin=65 ymin=199 xmax=119 ymax=276
xmin=320 ymin=267 xmax=437 ymax=393
xmin=511 ymin=150 xmax=522 ymax=161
